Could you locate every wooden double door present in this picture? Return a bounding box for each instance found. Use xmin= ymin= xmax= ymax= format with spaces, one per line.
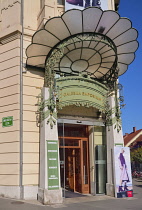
xmin=59 ymin=137 xmax=90 ymax=194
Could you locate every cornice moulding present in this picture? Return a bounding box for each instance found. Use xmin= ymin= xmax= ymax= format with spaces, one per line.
xmin=0 ymin=24 xmax=22 ymax=42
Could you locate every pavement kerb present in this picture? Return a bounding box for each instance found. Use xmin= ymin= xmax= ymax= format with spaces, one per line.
xmin=0 ymin=194 xmax=116 ymax=206
xmin=0 ymin=193 xmax=137 ymax=207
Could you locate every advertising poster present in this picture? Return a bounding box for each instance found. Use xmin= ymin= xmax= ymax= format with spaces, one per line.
xmin=65 ymin=0 xmax=108 ymax=11
xmin=114 ymin=147 xmax=133 ymax=198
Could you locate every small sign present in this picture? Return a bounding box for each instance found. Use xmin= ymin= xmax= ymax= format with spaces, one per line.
xmin=2 ymin=116 xmax=13 ymax=127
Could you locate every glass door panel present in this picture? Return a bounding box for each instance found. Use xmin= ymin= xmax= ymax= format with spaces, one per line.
xmin=58 ymin=123 xmax=65 ymax=197
xmin=81 ymin=140 xmax=89 ymax=194
xmin=75 ymin=148 xmax=81 ymax=192
xmin=83 ymin=141 xmax=88 ymax=185
xmin=58 ymin=123 xmax=90 ymax=196
xmin=65 ymin=148 xmax=74 ymax=191
xmin=95 ymin=145 xmax=106 ymax=194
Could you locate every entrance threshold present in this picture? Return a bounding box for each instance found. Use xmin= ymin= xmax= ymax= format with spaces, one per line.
xmin=63 ymin=193 xmax=113 ymax=205
xmin=63 ymin=189 xmax=88 ymax=198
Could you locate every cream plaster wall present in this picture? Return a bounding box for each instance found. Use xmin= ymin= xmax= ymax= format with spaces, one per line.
xmin=24 ymin=0 xmax=40 ymax=31
xmin=0 ymin=0 xmax=21 ymax=31
xmin=18 ymin=0 xmax=44 ymax=185
xmin=22 ymin=68 xmax=44 ymax=185
xmin=37 ymin=0 xmax=64 ymax=29
xmin=0 ymin=22 xmax=20 ymax=188
xmin=22 ymin=0 xmax=44 ymax=187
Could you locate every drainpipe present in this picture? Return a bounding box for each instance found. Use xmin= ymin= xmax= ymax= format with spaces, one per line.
xmin=20 ymin=0 xmax=24 ymax=200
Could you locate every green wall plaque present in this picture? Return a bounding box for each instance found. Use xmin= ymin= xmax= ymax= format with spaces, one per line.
xmin=2 ymin=116 xmax=13 ymax=127
xmin=47 ymin=140 xmax=59 ymax=190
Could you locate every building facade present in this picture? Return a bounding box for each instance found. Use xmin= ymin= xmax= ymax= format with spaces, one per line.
xmin=124 ymin=127 xmax=142 ymax=148
xmin=124 ymin=127 xmax=142 ymax=172
xmin=0 ymin=0 xmax=138 ymax=204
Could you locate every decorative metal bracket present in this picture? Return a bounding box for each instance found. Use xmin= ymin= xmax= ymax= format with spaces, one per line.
xmin=36 ymin=87 xmax=58 ymax=129
xmin=105 ymin=82 xmax=125 ymax=132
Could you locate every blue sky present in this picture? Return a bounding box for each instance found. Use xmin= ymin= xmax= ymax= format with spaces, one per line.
xmin=118 ymin=0 xmax=142 ymax=134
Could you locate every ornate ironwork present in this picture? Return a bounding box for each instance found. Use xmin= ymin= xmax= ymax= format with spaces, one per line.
xmin=104 ymin=81 xmax=125 ymax=132
xmin=44 ymin=48 xmax=64 ymax=87
xmin=37 ymin=77 xmax=124 ymax=132
xmin=44 ymin=32 xmax=118 ymax=88
xmin=36 ymin=86 xmax=58 ymax=129
xmin=40 ymin=32 xmax=124 ymax=132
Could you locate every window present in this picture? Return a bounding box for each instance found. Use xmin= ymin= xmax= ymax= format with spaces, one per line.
xmin=57 ymin=0 xmax=65 ymax=5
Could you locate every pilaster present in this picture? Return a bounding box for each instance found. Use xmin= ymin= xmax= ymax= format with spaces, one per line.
xmin=38 ymin=87 xmax=62 ymax=205
xmin=106 ymin=95 xmax=124 ymax=196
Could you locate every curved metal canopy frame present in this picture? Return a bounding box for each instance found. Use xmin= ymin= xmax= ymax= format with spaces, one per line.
xmin=45 ymin=32 xmax=118 ymax=84
xmin=26 ymin=7 xmax=139 ymax=86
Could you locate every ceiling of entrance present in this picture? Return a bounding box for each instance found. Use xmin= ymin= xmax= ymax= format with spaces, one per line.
xmin=26 ymin=7 xmax=138 ymax=79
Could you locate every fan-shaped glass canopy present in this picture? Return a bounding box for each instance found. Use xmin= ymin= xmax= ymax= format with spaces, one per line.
xmin=26 ymin=7 xmax=138 ymax=81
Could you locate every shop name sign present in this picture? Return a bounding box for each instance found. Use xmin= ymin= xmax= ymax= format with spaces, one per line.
xmin=56 ymin=76 xmax=108 ymax=111
xmin=63 ymin=91 xmax=102 ymax=101
xmin=2 ymin=116 xmax=13 ymax=127
xmin=47 ymin=140 xmax=59 ymax=190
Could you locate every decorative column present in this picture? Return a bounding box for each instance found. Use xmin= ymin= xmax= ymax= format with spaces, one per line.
xmin=106 ymin=90 xmax=124 ymax=196
xmin=38 ymin=87 xmax=62 ymax=204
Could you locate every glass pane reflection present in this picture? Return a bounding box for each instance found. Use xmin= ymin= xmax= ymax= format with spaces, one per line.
xmin=95 ymin=145 xmax=106 ymax=194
